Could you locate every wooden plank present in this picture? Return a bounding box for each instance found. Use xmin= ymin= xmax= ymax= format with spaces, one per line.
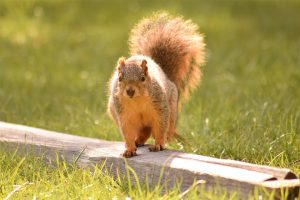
xmin=0 ymin=121 xmax=299 ymax=199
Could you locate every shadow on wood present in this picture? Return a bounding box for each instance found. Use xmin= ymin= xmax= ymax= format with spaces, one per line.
xmin=0 ymin=121 xmax=299 ymax=199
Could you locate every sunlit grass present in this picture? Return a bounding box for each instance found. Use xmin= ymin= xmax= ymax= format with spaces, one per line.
xmin=2 ymin=150 xmax=292 ymax=199
xmin=0 ymin=0 xmax=299 ymax=199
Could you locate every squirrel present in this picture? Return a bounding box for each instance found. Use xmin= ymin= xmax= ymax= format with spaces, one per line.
xmin=107 ymin=12 xmax=205 ymax=158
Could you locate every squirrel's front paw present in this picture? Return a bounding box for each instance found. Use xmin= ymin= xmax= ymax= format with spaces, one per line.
xmin=149 ymin=144 xmax=165 ymax=152
xmin=122 ymin=150 xmax=137 ymax=158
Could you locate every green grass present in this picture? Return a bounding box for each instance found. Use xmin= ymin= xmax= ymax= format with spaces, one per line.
xmin=0 ymin=0 xmax=300 ymax=199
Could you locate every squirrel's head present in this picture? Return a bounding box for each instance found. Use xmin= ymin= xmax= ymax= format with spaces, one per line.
xmin=116 ymin=57 xmax=149 ymax=99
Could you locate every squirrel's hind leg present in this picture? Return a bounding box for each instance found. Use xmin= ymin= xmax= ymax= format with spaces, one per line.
xmin=135 ymin=126 xmax=151 ymax=147
xmin=166 ymin=84 xmax=178 ymax=141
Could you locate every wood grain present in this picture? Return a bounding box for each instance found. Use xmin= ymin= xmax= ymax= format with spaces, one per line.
xmin=0 ymin=121 xmax=299 ymax=199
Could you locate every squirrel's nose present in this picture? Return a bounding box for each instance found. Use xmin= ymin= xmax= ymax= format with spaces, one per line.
xmin=126 ymin=88 xmax=135 ymax=98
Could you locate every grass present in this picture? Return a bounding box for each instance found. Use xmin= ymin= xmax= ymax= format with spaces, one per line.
xmin=0 ymin=0 xmax=300 ymax=199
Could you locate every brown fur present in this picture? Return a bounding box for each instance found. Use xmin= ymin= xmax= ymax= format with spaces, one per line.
xmin=129 ymin=12 xmax=205 ymax=100
xmin=107 ymin=12 xmax=205 ymax=157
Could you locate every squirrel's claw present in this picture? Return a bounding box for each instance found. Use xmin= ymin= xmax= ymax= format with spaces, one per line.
xmin=149 ymin=144 xmax=165 ymax=152
xmin=122 ymin=150 xmax=137 ymax=158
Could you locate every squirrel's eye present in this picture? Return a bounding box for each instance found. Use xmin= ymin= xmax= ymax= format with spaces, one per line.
xmin=141 ymin=77 xmax=145 ymax=82
xmin=118 ymin=77 xmax=122 ymax=82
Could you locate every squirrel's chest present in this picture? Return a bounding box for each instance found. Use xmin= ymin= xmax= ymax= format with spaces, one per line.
xmin=119 ymin=96 xmax=158 ymax=125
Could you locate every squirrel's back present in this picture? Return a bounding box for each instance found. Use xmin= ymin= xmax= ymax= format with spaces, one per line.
xmin=129 ymin=12 xmax=205 ymax=100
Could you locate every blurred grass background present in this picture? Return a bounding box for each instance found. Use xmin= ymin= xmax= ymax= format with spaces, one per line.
xmin=0 ymin=0 xmax=300 ymax=198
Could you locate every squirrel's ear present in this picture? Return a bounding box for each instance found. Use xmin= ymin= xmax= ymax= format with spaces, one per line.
xmin=141 ymin=59 xmax=148 ymax=75
xmin=117 ymin=57 xmax=126 ymax=72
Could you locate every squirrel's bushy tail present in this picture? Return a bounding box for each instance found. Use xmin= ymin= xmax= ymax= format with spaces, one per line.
xmin=129 ymin=12 xmax=205 ymax=100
